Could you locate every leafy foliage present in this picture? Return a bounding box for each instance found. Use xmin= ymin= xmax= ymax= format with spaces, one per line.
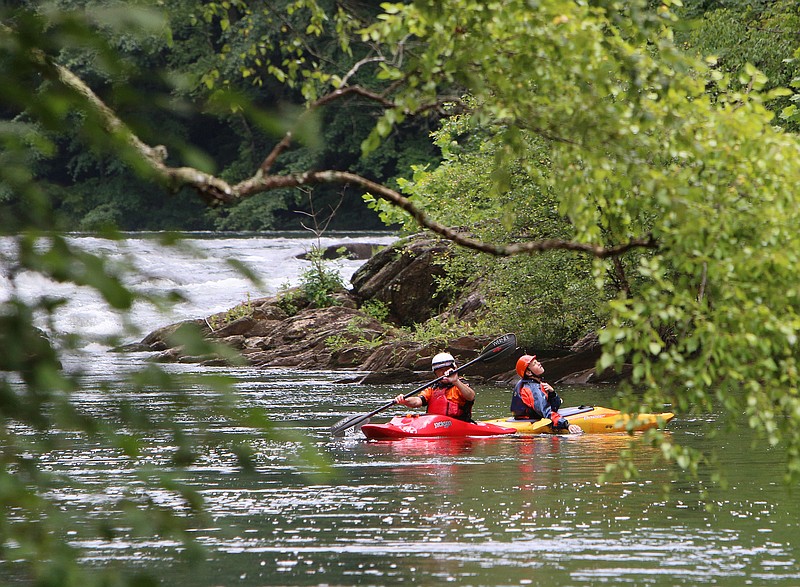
xmin=4 ymin=0 xmax=800 ymax=583
xmin=1 ymin=0 xmax=439 ymax=232
xmin=373 ymin=112 xmax=607 ymax=348
xmin=356 ymin=0 xmax=800 ymax=483
xmin=296 ymin=244 xmax=346 ymax=308
xmin=675 ymin=0 xmax=800 ymax=131
xmin=0 ymin=6 xmax=330 ymax=584
xmin=207 ymin=294 xmax=255 ymax=330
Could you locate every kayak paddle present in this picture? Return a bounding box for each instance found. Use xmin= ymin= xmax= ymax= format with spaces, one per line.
xmin=517 ymin=405 xmax=596 ymax=433
xmin=530 ymin=405 xmax=596 ymax=432
xmin=329 ymin=333 xmax=517 ymax=437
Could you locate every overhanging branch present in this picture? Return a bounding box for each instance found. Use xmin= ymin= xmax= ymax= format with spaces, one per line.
xmin=232 ymin=170 xmax=657 ymax=258
xmin=50 ymin=56 xmax=657 ymax=260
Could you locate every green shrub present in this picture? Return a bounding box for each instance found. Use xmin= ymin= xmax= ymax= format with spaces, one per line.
xmin=298 ymin=246 xmax=345 ymax=308
xmin=361 ymin=299 xmax=390 ymax=323
xmin=207 ymin=294 xmax=254 ymax=331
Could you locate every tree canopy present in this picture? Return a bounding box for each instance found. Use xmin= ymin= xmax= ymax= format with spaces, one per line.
xmin=356 ymin=0 xmax=800 ymax=482
xmin=3 ymin=0 xmax=800 ymax=584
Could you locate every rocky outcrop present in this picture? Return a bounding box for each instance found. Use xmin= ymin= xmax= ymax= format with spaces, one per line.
xmin=296 ymin=242 xmax=382 ymax=261
xmin=128 ymin=290 xmax=511 ymax=383
xmin=350 ymin=235 xmax=455 ymax=326
xmin=126 ymin=233 xmax=612 ymax=385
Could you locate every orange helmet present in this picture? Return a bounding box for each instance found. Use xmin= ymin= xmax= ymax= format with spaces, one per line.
xmin=515 ymin=354 xmax=536 ymax=378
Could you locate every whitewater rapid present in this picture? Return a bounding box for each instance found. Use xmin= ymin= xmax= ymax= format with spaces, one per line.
xmin=0 ymin=232 xmax=397 ymax=351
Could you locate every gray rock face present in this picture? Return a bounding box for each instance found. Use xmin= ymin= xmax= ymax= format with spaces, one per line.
xmin=351 ymin=235 xmax=453 ymax=326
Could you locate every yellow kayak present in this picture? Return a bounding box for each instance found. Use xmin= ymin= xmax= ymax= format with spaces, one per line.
xmin=482 ymin=405 xmax=675 ymax=434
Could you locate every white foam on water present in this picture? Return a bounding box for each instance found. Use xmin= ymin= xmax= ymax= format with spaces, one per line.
xmin=0 ymin=232 xmax=397 ymax=349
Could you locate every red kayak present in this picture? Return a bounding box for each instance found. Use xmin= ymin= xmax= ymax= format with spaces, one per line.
xmin=361 ymin=414 xmax=517 ymax=440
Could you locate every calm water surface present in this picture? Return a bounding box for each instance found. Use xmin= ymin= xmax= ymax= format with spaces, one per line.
xmin=3 ymin=234 xmax=798 ymax=586
xmin=43 ymin=355 xmax=800 ymax=587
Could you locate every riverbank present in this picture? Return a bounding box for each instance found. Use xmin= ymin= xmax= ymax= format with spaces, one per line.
xmin=125 ymin=233 xmax=621 ymax=385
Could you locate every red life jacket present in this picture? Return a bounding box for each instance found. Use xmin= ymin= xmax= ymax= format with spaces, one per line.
xmin=425 ymin=383 xmax=473 ymax=421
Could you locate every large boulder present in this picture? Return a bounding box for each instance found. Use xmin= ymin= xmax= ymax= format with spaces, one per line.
xmin=297 ymin=242 xmax=384 ymax=261
xmin=350 ymin=234 xmax=454 ymax=326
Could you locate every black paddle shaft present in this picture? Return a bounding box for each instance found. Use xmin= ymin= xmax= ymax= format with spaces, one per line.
xmin=329 ymin=333 xmax=516 ymax=436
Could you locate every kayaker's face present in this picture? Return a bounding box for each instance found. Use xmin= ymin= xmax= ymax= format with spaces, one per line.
xmin=526 ymin=358 xmax=544 ymax=377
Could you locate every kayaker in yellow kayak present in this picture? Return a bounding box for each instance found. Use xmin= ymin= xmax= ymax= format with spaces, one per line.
xmin=394 ymin=352 xmax=477 ymax=422
xmin=512 ymin=355 xmax=583 ymax=434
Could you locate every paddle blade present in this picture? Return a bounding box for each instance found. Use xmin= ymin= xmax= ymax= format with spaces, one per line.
xmin=330 ymin=415 xmax=357 ymax=436
xmin=330 ymin=413 xmax=370 ymax=436
xmin=530 ymin=418 xmax=552 ymax=433
xmin=353 ymin=417 xmax=370 ymax=434
xmin=475 ymin=333 xmax=516 ymax=363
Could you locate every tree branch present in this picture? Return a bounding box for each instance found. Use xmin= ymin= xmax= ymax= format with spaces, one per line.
xmin=340 ymin=54 xmax=387 ymax=87
xmin=232 ymin=169 xmax=657 ymax=258
xmin=54 ymin=64 xmax=168 ymax=164
xmin=698 ymin=261 xmax=708 ymax=303
xmin=751 ymin=26 xmax=800 ymax=36
xmin=259 ymin=132 xmax=293 ymax=173
xmin=50 ymin=58 xmax=657 ymax=259
xmin=310 ymin=85 xmax=395 ymax=109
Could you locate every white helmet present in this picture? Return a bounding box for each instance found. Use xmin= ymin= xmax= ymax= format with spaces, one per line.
xmin=431 ymin=352 xmax=456 ymax=371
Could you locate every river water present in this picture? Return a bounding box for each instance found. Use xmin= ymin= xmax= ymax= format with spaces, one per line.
xmin=2 ymin=234 xmax=799 ymax=586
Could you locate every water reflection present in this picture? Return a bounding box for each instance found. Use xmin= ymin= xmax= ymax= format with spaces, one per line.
xmin=5 ymin=359 xmax=800 ymax=587
xmin=7 ymin=233 xmax=800 ymax=586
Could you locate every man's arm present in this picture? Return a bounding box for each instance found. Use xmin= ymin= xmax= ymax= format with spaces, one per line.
xmin=395 ymin=395 xmax=424 ymax=408
xmin=395 ymin=387 xmax=430 ymax=408
xmin=448 ymin=372 xmax=476 ymax=401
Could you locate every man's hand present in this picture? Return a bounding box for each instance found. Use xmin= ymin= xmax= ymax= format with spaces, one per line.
xmin=568 ymin=424 xmax=583 ymax=434
xmin=395 ymin=394 xmax=422 ymax=408
xmin=442 ymin=368 xmax=459 ymax=383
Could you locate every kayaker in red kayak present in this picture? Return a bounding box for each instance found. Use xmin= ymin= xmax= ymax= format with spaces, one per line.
xmin=394 ymin=352 xmax=476 ymax=422
xmin=511 ymin=354 xmax=582 ymax=434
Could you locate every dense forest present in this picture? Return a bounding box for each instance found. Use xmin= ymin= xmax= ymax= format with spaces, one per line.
xmin=2 ymin=0 xmax=444 ymax=231
xmin=1 ymin=0 xmax=798 ymax=232
xmin=2 ymin=1 xmax=800 ymax=585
